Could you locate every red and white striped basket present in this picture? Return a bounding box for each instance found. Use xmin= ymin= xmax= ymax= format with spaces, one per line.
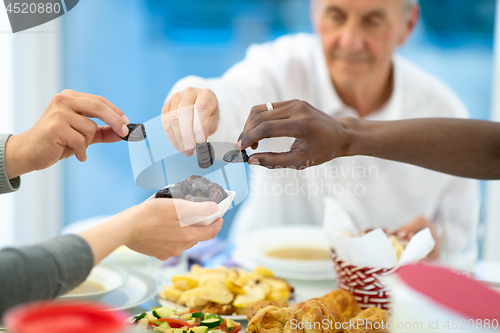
xmin=331 ymin=251 xmax=395 ymax=310
xmin=330 ymin=230 xmax=412 ymax=311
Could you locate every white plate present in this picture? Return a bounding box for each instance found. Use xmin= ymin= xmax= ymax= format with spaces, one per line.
xmin=232 ymin=248 xmax=336 ymax=281
xmin=146 ymin=186 xmax=236 ymax=226
xmin=97 ymin=269 xmax=159 ymax=311
xmin=156 ymin=298 xmax=247 ymax=321
xmin=60 ymin=265 xmax=125 ymax=300
xmin=234 ymin=227 xmax=334 ymax=275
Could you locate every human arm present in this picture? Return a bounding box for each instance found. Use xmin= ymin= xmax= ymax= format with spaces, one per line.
xmin=161 ymin=36 xmax=309 ymax=153
xmin=0 ymin=234 xmax=94 ymax=316
xmin=345 ymin=117 xmax=500 ymax=180
xmin=0 ymin=199 xmax=221 ymax=315
xmin=0 ymin=134 xmax=21 ymax=194
xmin=78 ymin=198 xmax=222 ymax=264
xmin=4 ymin=89 xmax=130 ymax=180
xmin=237 ymin=100 xmax=500 ymax=180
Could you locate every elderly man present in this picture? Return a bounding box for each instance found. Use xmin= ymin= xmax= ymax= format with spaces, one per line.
xmin=162 ymin=0 xmax=478 ymax=259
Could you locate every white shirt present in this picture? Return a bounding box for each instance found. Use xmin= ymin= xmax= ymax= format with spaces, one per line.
xmin=167 ymin=33 xmax=479 ymax=244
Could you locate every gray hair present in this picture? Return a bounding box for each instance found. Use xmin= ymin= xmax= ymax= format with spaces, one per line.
xmin=311 ymin=0 xmax=419 ymax=20
xmin=403 ymin=0 xmax=419 ymax=11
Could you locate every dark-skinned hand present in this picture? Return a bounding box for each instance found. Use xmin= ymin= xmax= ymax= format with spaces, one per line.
xmin=237 ymin=99 xmax=351 ymax=169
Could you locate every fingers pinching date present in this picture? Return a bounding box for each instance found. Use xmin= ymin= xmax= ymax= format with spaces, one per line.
xmin=155 ymin=175 xmax=228 ymax=204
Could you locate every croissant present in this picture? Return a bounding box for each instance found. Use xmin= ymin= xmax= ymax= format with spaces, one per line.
xmin=344 ymin=307 xmax=389 ymax=333
xmin=283 ymin=300 xmax=345 ymax=333
xmin=247 ymin=305 xmax=296 ymax=333
xmin=318 ymin=290 xmax=361 ymax=319
xmin=247 ymin=300 xmax=289 ymax=321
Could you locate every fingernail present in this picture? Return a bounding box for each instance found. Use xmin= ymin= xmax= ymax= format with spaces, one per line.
xmin=235 ymin=141 xmax=242 ymax=150
xmin=122 ymin=115 xmax=130 ymax=125
xmin=121 ymin=124 xmax=129 ymax=137
xmin=248 ymin=157 xmax=259 ymax=166
xmin=195 ymin=134 xmax=204 ymax=144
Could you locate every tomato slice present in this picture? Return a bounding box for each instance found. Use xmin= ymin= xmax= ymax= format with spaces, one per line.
xmin=231 ymin=325 xmax=242 ymax=333
xmin=157 ymin=318 xmax=193 ymax=328
xmin=189 ymin=309 xmax=198 ymax=313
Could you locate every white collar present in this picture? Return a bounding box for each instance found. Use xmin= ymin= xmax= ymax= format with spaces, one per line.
xmin=315 ymin=42 xmax=404 ymax=121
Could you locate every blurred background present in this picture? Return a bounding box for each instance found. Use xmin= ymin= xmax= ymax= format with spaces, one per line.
xmin=1 ymin=0 xmax=500 ymax=260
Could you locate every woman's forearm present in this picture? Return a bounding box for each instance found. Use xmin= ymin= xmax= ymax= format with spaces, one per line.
xmin=77 ymin=209 xmax=135 ymax=265
xmin=345 ymin=118 xmax=500 ymax=180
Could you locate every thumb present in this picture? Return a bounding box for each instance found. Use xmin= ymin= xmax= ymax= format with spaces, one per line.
xmin=248 ymin=152 xmax=301 ymax=169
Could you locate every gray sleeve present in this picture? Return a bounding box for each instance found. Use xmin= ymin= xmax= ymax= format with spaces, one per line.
xmin=0 ymin=234 xmax=94 ymax=316
xmin=0 ymin=133 xmax=20 ymax=194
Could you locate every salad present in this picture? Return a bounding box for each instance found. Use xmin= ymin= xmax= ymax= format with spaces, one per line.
xmin=133 ymin=305 xmax=242 ymax=333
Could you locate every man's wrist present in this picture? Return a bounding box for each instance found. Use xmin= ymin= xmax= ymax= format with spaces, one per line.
xmin=337 ymin=117 xmax=363 ymax=157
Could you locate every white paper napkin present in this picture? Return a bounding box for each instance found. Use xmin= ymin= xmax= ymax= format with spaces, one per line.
xmin=328 ymin=228 xmax=435 ymax=269
xmin=323 ymin=197 xmax=359 ymax=238
xmin=396 ymin=228 xmax=435 ymax=268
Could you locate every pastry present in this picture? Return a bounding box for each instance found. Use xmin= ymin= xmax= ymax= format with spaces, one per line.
xmin=345 ymin=307 xmax=390 ymax=333
xmin=247 ymin=305 xmax=296 ymax=333
xmin=247 ymin=300 xmax=289 ymax=321
xmin=318 ymin=289 xmax=361 ymax=319
xmin=284 ymin=300 xmax=344 ymax=333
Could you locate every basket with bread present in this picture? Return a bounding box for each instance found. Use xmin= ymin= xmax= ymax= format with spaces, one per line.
xmin=159 ymin=265 xmax=294 ymax=316
xmin=329 ymin=228 xmax=435 ymax=310
xmin=246 ymin=289 xmax=390 ymax=333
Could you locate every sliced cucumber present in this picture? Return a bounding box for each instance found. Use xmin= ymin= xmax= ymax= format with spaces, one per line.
xmin=156 ymin=328 xmax=174 ymax=333
xmin=200 ymin=318 xmax=223 ymax=329
xmin=156 ymin=306 xmax=176 ymax=318
xmin=158 ymin=322 xmax=171 ymax=329
xmin=153 ymin=310 xmax=162 ymax=319
xmin=190 ymin=327 xmax=208 ymax=333
xmin=173 ymin=329 xmax=187 ymax=333
xmin=191 ymin=312 xmax=203 ymax=318
xmin=179 ymin=313 xmax=192 ymax=320
xmin=187 ymin=319 xmax=197 ymax=325
xmin=133 ymin=312 xmax=147 ymax=323
xmin=135 ymin=318 xmax=149 ymax=330
xmin=146 ymin=314 xmax=157 ymax=322
xmin=210 ymin=329 xmax=225 ymax=333
xmin=205 ymin=314 xmax=223 ymax=321
xmin=226 ymin=318 xmax=236 ymax=331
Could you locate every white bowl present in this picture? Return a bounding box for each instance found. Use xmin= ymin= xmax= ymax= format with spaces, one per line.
xmin=146 ymin=185 xmax=236 ymax=226
xmin=235 ymin=226 xmax=333 ymax=274
xmin=60 ymin=265 xmax=124 ymax=300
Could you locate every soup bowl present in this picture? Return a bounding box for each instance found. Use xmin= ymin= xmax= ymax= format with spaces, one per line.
xmin=236 ymin=226 xmax=334 ymax=274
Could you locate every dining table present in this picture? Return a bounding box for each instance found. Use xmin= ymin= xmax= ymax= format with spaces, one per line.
xmin=113 ymin=237 xmax=340 ymax=331
xmin=2 ymin=225 xmax=500 ymax=332
xmin=108 ymin=238 xmax=500 ymax=332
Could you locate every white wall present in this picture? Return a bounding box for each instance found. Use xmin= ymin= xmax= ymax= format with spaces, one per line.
xmin=483 ymin=0 xmax=500 ymax=261
xmin=0 ymin=16 xmax=63 ymax=247
xmin=0 ymin=7 xmax=15 ymax=247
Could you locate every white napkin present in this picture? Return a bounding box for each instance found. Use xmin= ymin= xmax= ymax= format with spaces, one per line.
xmin=332 ymin=229 xmax=399 ymax=268
xmin=329 ymin=228 xmax=435 ymax=269
xmin=323 ymin=197 xmax=359 ymax=238
xmin=396 ymin=228 xmax=436 ymax=268
xmin=323 ymin=196 xmax=435 ymax=269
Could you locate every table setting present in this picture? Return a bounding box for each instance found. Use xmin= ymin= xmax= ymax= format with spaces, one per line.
xmin=3 ymin=175 xmax=500 ymax=333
